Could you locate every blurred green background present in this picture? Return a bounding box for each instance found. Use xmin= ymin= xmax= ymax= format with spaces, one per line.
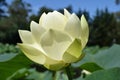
xmin=0 ymin=0 xmax=120 ymax=80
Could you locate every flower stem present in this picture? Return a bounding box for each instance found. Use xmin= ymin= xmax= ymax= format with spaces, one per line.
xmin=52 ymin=71 xmax=56 ymax=80
xmin=65 ymin=66 xmax=73 ymax=80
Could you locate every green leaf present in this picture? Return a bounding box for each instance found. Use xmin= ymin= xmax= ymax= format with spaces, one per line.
xmin=7 ymin=68 xmax=29 ymax=80
xmin=8 ymin=68 xmax=52 ymax=80
xmin=0 ymin=53 xmax=32 ymax=80
xmin=72 ymin=53 xmax=102 ymax=72
xmin=84 ymin=46 xmax=100 ymax=54
xmin=75 ymin=77 xmax=84 ymax=80
xmin=0 ymin=53 xmax=17 ymax=62
xmin=85 ymin=68 xmax=120 ymax=80
xmin=26 ymin=69 xmax=52 ymax=80
xmin=80 ymin=63 xmax=103 ymax=72
xmin=94 ymin=44 xmax=120 ymax=69
xmin=72 ymin=44 xmax=120 ymax=72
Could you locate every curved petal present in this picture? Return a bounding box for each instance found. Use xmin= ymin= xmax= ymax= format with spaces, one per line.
xmin=64 ymin=9 xmax=71 ymax=19
xmin=30 ymin=21 xmax=46 ymax=43
xmin=64 ymin=13 xmax=82 ymax=39
xmin=81 ymin=15 xmax=89 ymax=48
xmin=39 ymin=13 xmax=46 ymax=26
xmin=17 ymin=43 xmax=46 ymax=64
xmin=62 ymin=39 xmax=83 ymax=63
xmin=40 ymin=29 xmax=72 ymax=60
xmin=44 ymin=61 xmax=69 ymax=71
xmin=42 ymin=11 xmax=67 ymax=30
xmin=18 ymin=30 xmax=35 ymax=44
xmin=18 ymin=43 xmax=65 ymax=65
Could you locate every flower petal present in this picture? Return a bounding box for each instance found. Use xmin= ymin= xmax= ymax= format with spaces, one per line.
xmin=81 ymin=15 xmax=89 ymax=48
xmin=64 ymin=13 xmax=82 ymax=39
xmin=62 ymin=39 xmax=83 ymax=63
xmin=40 ymin=29 xmax=72 ymax=60
xmin=64 ymin=9 xmax=71 ymax=19
xmin=39 ymin=13 xmax=46 ymax=26
xmin=18 ymin=43 xmax=65 ymax=65
xmin=17 ymin=43 xmax=46 ymax=64
xmin=42 ymin=11 xmax=66 ymax=30
xmin=30 ymin=21 xmax=46 ymax=43
xmin=44 ymin=62 xmax=69 ymax=70
xmin=18 ymin=30 xmax=35 ymax=44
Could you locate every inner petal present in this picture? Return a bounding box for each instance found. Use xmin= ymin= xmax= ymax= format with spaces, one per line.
xmin=40 ymin=29 xmax=72 ymax=60
xmin=30 ymin=21 xmax=46 ymax=43
xmin=42 ymin=11 xmax=67 ymax=30
xmin=64 ymin=13 xmax=82 ymax=39
xmin=64 ymin=9 xmax=71 ymax=19
xmin=39 ymin=13 xmax=46 ymax=26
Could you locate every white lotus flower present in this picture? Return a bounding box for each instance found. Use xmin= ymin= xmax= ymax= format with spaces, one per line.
xmin=18 ymin=9 xmax=89 ymax=70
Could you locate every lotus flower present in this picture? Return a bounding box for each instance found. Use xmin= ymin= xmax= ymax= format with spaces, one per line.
xmin=18 ymin=9 xmax=89 ymax=70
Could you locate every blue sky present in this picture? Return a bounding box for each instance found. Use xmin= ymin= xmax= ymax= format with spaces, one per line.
xmin=7 ymin=0 xmax=120 ymax=16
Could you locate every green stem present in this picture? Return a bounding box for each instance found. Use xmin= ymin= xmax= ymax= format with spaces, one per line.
xmin=65 ymin=66 xmax=73 ymax=80
xmin=52 ymin=71 xmax=56 ymax=80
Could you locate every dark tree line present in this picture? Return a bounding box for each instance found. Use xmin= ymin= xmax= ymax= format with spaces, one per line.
xmin=0 ymin=0 xmax=31 ymax=44
xmin=116 ymin=0 xmax=120 ymax=5
xmin=0 ymin=0 xmax=120 ymax=46
xmin=0 ymin=0 xmax=7 ymax=17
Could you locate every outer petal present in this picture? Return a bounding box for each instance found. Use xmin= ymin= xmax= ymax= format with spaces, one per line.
xmin=81 ymin=15 xmax=89 ymax=48
xmin=18 ymin=30 xmax=35 ymax=44
xmin=64 ymin=9 xmax=71 ymax=19
xmin=40 ymin=29 xmax=72 ymax=60
xmin=18 ymin=43 xmax=63 ymax=65
xmin=39 ymin=13 xmax=46 ymax=26
xmin=64 ymin=13 xmax=82 ymax=39
xmin=44 ymin=61 xmax=69 ymax=71
xmin=17 ymin=43 xmax=46 ymax=64
xmin=42 ymin=11 xmax=67 ymax=30
xmin=30 ymin=21 xmax=46 ymax=43
xmin=62 ymin=39 xmax=83 ymax=63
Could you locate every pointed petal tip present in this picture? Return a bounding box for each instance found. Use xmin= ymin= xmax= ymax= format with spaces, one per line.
xmin=31 ymin=20 xmax=37 ymax=24
xmin=64 ymin=9 xmax=71 ymax=19
xmin=53 ymin=10 xmax=59 ymax=13
xmin=64 ymin=8 xmax=70 ymax=13
xmin=18 ymin=29 xmax=22 ymax=32
xmin=31 ymin=20 xmax=34 ymax=23
xmin=42 ymin=12 xmax=46 ymax=14
xmin=81 ymin=14 xmax=87 ymax=22
xmin=71 ymin=13 xmax=78 ymax=17
xmin=81 ymin=14 xmax=88 ymax=26
xmin=18 ymin=30 xmax=30 ymax=35
xmin=18 ymin=30 xmax=25 ymax=35
xmin=81 ymin=14 xmax=85 ymax=18
xmin=64 ymin=8 xmax=67 ymax=12
xmin=30 ymin=20 xmax=39 ymax=26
